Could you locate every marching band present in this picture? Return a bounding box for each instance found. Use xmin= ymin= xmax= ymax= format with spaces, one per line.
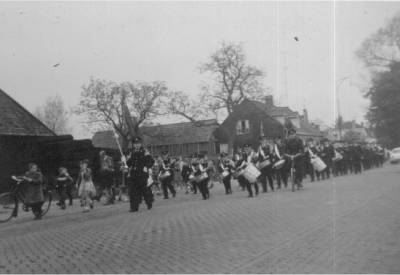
xmin=104 ymin=129 xmax=387 ymax=213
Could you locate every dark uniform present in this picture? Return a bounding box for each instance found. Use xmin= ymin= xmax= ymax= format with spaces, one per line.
xmin=181 ymin=161 xmax=192 ymax=194
xmin=126 ymin=139 xmax=155 ymax=212
xmin=258 ymin=145 xmax=275 ymax=192
xmin=237 ymin=147 xmax=259 ymax=197
xmin=219 ymin=153 xmax=234 ymax=194
xmin=320 ymin=142 xmax=334 ymax=179
xmin=305 ymin=145 xmax=317 ymax=182
xmin=159 ymin=153 xmax=176 ymax=199
xmin=273 ymin=141 xmax=289 ymax=188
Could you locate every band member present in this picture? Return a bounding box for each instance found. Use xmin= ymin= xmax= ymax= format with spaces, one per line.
xmin=273 ymin=137 xmax=289 ymax=188
xmin=190 ymin=154 xmax=199 ymax=194
xmin=159 ymin=151 xmax=176 ymax=199
xmin=219 ymin=152 xmax=234 ymax=194
xmin=55 ymin=167 xmax=74 ymax=209
xmin=77 ymin=159 xmax=96 ymax=212
xmin=193 ymin=154 xmax=210 ymax=200
xmin=257 ymin=136 xmax=275 ymax=192
xmin=283 ymin=128 xmax=305 ymax=188
xmin=304 ymin=138 xmax=317 ymax=182
xmin=238 ymin=144 xmax=259 ymax=197
xmin=125 ymin=137 xmax=155 ymax=212
xmin=180 ymin=157 xmax=192 ymax=194
xmin=96 ymin=150 xmax=116 ymax=204
xmin=20 ymin=163 xmax=45 ymax=219
xmin=320 ymin=139 xmax=335 ymax=179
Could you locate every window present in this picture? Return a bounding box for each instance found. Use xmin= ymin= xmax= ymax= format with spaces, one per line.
xmin=236 ymin=120 xmax=250 ymax=135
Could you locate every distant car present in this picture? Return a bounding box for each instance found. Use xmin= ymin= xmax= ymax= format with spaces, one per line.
xmin=390 ymin=147 xmax=400 ymax=164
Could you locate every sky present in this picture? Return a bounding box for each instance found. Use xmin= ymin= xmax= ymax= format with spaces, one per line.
xmin=1 ymin=1 xmax=400 ymax=139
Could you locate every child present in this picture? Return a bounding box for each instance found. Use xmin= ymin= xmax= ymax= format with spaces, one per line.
xmin=21 ymin=163 xmax=45 ymax=219
xmin=55 ymin=167 xmax=74 ymax=210
xmin=76 ymin=159 xmax=96 ymax=212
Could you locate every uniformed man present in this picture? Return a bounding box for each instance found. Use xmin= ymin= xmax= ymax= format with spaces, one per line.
xmin=283 ymin=128 xmax=305 ymax=189
xmin=304 ymin=138 xmax=317 ymax=182
xmin=257 ymin=136 xmax=275 ymax=192
xmin=273 ymin=137 xmax=289 ymax=188
xmin=219 ymin=152 xmax=234 ymax=194
xmin=125 ymin=137 xmax=155 ymax=212
xmin=320 ymin=139 xmax=334 ymax=179
xmin=159 ymin=151 xmax=176 ymax=199
xmin=239 ymin=144 xmax=259 ymax=197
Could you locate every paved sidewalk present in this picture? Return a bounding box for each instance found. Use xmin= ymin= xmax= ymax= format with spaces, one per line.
xmin=1 ymin=164 xmax=400 ymax=273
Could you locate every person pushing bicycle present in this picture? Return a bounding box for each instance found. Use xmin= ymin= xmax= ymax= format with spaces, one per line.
xmin=283 ymin=128 xmax=305 ymax=189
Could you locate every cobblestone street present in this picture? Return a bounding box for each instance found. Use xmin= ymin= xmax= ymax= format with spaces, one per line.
xmin=1 ymin=164 xmax=400 ymax=273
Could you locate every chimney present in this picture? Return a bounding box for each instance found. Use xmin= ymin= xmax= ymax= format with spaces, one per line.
xmin=352 ymin=120 xmax=356 ymax=130
xmin=303 ymin=109 xmax=309 ymax=123
xmin=264 ymin=95 xmax=274 ymax=108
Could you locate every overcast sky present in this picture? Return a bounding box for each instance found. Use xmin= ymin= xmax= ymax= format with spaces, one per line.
xmin=1 ymin=1 xmax=400 ymax=139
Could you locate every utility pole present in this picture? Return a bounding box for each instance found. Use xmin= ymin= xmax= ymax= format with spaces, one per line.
xmin=336 ymin=76 xmax=349 ymax=140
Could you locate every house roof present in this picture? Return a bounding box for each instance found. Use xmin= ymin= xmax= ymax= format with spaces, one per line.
xmin=0 ymin=89 xmax=55 ymax=136
xmin=247 ymin=99 xmax=322 ymax=137
xmin=92 ymin=119 xmax=219 ymax=149
xmin=250 ymin=100 xmax=298 ymax=117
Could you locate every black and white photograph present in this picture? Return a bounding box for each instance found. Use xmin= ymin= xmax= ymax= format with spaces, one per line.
xmin=0 ymin=1 xmax=400 ymax=273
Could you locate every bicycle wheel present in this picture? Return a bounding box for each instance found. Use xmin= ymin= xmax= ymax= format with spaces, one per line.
xmin=0 ymin=192 xmax=17 ymax=223
xmin=40 ymin=190 xmax=52 ymax=217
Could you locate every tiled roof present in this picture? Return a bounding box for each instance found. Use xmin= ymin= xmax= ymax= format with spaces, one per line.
xmin=250 ymin=100 xmax=298 ymax=117
xmin=247 ymin=99 xmax=322 ymax=137
xmin=92 ymin=119 xmax=219 ymax=149
xmin=0 ymin=89 xmax=55 ymax=136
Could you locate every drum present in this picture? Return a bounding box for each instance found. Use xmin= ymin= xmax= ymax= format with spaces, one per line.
xmin=258 ymin=159 xmax=271 ymax=169
xmin=242 ymin=164 xmax=261 ymax=183
xmin=332 ymin=152 xmax=343 ymax=162
xmin=196 ymin=172 xmax=209 ymax=183
xmin=273 ymin=159 xmax=286 ymax=170
xmin=159 ymin=171 xmax=171 ymax=181
xmin=311 ymin=157 xmax=327 ymax=172
xmin=221 ymin=170 xmax=230 ymax=178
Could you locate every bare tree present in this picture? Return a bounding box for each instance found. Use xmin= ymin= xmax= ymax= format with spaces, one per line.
xmin=34 ymin=95 xmax=70 ymax=135
xmin=75 ymin=78 xmax=168 ymax=149
xmin=199 ymin=42 xmax=266 ymax=115
xmin=166 ymin=90 xmax=209 ymax=125
xmin=356 ymin=12 xmax=400 ymax=69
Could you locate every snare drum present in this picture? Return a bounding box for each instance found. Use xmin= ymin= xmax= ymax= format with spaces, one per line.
xmin=196 ymin=172 xmax=209 ymax=183
xmin=221 ymin=170 xmax=230 ymax=178
xmin=273 ymin=159 xmax=286 ymax=170
xmin=159 ymin=171 xmax=171 ymax=181
xmin=258 ymin=159 xmax=271 ymax=169
xmin=242 ymin=163 xmax=261 ymax=183
xmin=311 ymin=157 xmax=327 ymax=172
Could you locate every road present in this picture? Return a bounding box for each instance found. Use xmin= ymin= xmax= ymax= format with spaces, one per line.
xmin=1 ymin=164 xmax=400 ymax=273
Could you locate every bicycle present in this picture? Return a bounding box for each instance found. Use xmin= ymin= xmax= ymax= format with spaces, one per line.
xmin=284 ymin=153 xmax=302 ymax=192
xmin=0 ymin=176 xmax=52 ymax=223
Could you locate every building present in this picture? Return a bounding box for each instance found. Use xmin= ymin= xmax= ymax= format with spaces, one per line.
xmin=92 ymin=119 xmax=220 ymax=157
xmin=0 ymin=89 xmax=109 ymax=190
xmin=214 ymin=99 xmax=284 ymax=153
xmin=214 ymin=96 xmax=323 ymax=153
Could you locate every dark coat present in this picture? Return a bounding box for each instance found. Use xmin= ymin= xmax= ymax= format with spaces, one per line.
xmin=23 ymin=171 xmax=44 ymax=205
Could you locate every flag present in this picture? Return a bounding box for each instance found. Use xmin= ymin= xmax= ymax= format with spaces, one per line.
xmin=121 ymin=95 xmax=137 ymax=138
